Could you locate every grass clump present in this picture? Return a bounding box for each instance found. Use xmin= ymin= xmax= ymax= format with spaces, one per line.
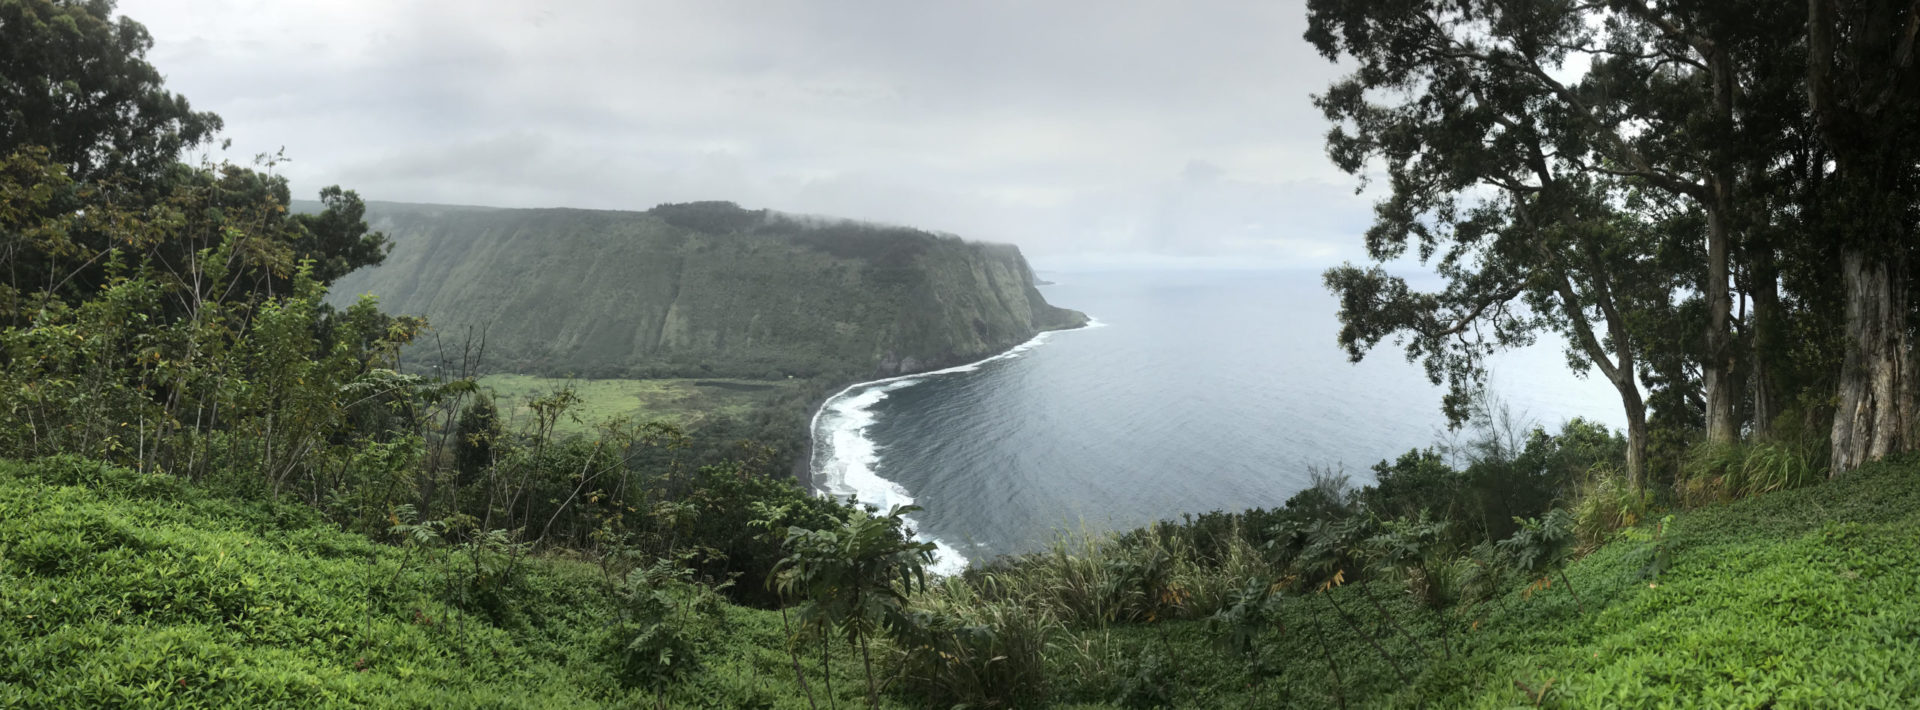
xmin=1680 ymin=438 xmax=1827 ymax=506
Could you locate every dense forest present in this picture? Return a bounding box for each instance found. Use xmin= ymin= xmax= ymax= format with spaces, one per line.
xmin=2 ymin=0 xmax=1918 ymax=707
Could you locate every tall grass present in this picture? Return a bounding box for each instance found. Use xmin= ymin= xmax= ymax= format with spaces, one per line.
xmin=1678 ymin=438 xmax=1826 ymax=506
xmin=1570 ymin=463 xmax=1649 ymax=546
xmin=911 ymin=520 xmax=1282 ymax=707
xmin=893 ymin=576 xmax=1058 ymax=708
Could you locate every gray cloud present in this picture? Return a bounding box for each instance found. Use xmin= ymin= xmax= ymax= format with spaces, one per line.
xmin=124 ymin=0 xmax=1370 ymax=265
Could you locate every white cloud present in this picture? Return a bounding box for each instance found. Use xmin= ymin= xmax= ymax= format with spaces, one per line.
xmin=123 ymin=0 xmax=1376 ymax=263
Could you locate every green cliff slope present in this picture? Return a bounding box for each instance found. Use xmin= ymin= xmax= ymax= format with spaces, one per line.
xmin=322 ymin=201 xmax=1086 ymax=379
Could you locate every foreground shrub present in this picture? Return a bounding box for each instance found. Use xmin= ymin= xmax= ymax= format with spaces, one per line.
xmin=1571 ymin=462 xmax=1651 ymax=547
xmin=894 ymin=577 xmax=1056 ymax=708
xmin=1679 ymin=438 xmax=1825 ymax=506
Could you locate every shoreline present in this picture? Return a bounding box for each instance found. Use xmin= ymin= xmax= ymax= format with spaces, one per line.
xmin=791 ymin=314 xmax=1093 ymax=491
xmin=800 ymin=316 xmax=1097 ymax=494
xmin=802 ymin=316 xmax=1099 ymax=574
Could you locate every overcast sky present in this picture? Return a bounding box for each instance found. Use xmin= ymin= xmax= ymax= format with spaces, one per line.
xmin=119 ymin=0 xmax=1373 ymax=265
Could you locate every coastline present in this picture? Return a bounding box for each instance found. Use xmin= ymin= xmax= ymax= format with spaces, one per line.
xmin=799 ymin=316 xmax=1096 ymax=492
xmin=803 ymin=316 xmax=1099 ymax=574
xmin=792 ymin=314 xmax=1093 ymax=491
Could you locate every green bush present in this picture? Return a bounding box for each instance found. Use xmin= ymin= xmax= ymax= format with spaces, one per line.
xmin=1680 ymin=438 xmax=1826 ymax=506
xmin=894 ymin=578 xmax=1056 ymax=709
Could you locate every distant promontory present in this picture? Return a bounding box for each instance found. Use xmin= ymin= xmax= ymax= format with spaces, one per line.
xmin=321 ymin=200 xmax=1087 ymax=380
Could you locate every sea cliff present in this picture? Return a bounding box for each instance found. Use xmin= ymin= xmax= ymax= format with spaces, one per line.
xmin=323 ymin=200 xmax=1086 ymax=380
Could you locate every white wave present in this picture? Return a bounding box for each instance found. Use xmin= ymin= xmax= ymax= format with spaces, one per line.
xmin=809 ymin=320 xmax=1099 ymax=576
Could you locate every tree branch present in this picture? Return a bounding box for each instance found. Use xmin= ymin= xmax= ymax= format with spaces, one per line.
xmin=1553 ymin=275 xmax=1626 ymax=385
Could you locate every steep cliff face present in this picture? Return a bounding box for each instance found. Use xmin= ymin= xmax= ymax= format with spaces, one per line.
xmin=324 ymin=201 xmax=1086 ymax=379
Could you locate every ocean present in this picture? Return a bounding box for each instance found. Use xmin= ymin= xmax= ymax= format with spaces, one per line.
xmin=809 ymin=268 xmax=1625 ymax=574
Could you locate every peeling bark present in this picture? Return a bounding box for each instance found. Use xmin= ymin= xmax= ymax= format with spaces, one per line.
xmin=1830 ymin=249 xmax=1913 ymax=474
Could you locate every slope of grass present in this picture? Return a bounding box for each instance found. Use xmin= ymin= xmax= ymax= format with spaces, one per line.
xmin=1028 ymin=453 xmax=1920 ymax=708
xmin=1454 ymin=452 xmax=1920 ymax=708
xmin=0 ymin=457 xmax=902 ymax=709
xmin=6 ymin=454 xmax=1920 ymax=707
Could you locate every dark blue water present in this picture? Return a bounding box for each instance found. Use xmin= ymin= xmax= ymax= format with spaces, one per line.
xmin=811 ymin=268 xmax=1622 ymax=573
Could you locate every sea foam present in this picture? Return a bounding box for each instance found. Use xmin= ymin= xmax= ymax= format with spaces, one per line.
xmin=809 ymin=322 xmax=1097 ymax=576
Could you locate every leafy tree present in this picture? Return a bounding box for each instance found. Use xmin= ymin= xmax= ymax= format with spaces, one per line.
xmin=1308 ymin=0 xmax=1684 ymax=486
xmin=1364 ymin=513 xmax=1456 ymax=659
xmin=453 ymin=394 xmax=500 ymax=484
xmin=1310 ymin=0 xmax=1920 ymax=479
xmin=0 ymin=0 xmax=222 ymax=183
xmin=288 ymin=185 xmax=390 ymax=285
xmin=1209 ymin=578 xmax=1282 ymax=660
xmin=1 ymin=1 xmax=385 ymax=317
xmin=773 ymin=504 xmax=935 ymax=709
xmin=1293 ymin=517 xmax=1412 ymax=688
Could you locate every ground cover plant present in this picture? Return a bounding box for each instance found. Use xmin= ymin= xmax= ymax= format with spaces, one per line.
xmin=0 ymin=457 xmax=913 ymax=709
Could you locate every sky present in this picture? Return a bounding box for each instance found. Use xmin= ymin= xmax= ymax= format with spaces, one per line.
xmin=119 ymin=0 xmax=1374 ymax=265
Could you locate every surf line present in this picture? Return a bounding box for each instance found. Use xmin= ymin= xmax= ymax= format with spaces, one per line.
xmin=807 ymin=318 xmax=1103 ymax=575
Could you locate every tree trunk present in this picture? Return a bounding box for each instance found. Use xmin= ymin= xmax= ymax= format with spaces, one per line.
xmin=1554 ymin=275 xmax=1650 ymax=487
xmin=1830 ymin=248 xmax=1913 ymax=474
xmin=1750 ymin=244 xmax=1783 ymax=437
xmin=1321 ymin=591 xmax=1411 ymax=688
xmin=821 ymin=634 xmax=837 ymax=710
xmin=1312 ymin=619 xmax=1348 ymax=710
xmin=1357 ymin=583 xmax=1429 ymax=660
xmin=1700 ymin=39 xmax=1742 ymax=447
xmin=1555 ymin=569 xmax=1587 ymax=617
xmin=1703 ymin=207 xmax=1738 ymax=445
xmin=859 ymin=634 xmax=877 ymax=709
xmin=1621 ymin=384 xmax=1651 ymax=490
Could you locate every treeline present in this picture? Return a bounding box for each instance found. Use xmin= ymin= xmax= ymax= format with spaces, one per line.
xmin=1311 ymin=0 xmax=1920 ymax=487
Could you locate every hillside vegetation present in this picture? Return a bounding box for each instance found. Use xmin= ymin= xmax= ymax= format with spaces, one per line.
xmin=323 ymin=201 xmax=1087 ymax=381
xmin=7 ymin=453 xmax=1920 ymax=708
xmin=0 ymin=457 xmax=879 ymax=709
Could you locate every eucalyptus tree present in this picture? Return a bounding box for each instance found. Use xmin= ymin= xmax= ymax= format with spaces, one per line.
xmin=1307 ymin=0 xmax=1821 ymax=473
xmin=1804 ymin=0 xmax=1920 ymax=474
xmin=1579 ymin=0 xmax=1814 ymax=445
xmin=1308 ymin=0 xmax=1679 ymax=486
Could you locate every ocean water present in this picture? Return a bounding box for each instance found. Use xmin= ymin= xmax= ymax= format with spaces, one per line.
xmin=809 ymin=268 xmax=1625 ymax=574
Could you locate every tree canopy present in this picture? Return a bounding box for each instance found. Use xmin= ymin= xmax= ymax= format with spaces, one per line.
xmin=1310 ymin=0 xmax=1920 ymax=483
xmin=0 ymin=0 xmax=223 ymax=183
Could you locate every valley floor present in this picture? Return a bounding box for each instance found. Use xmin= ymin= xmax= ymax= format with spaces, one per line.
xmin=478 ymin=375 xmax=803 ymax=434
